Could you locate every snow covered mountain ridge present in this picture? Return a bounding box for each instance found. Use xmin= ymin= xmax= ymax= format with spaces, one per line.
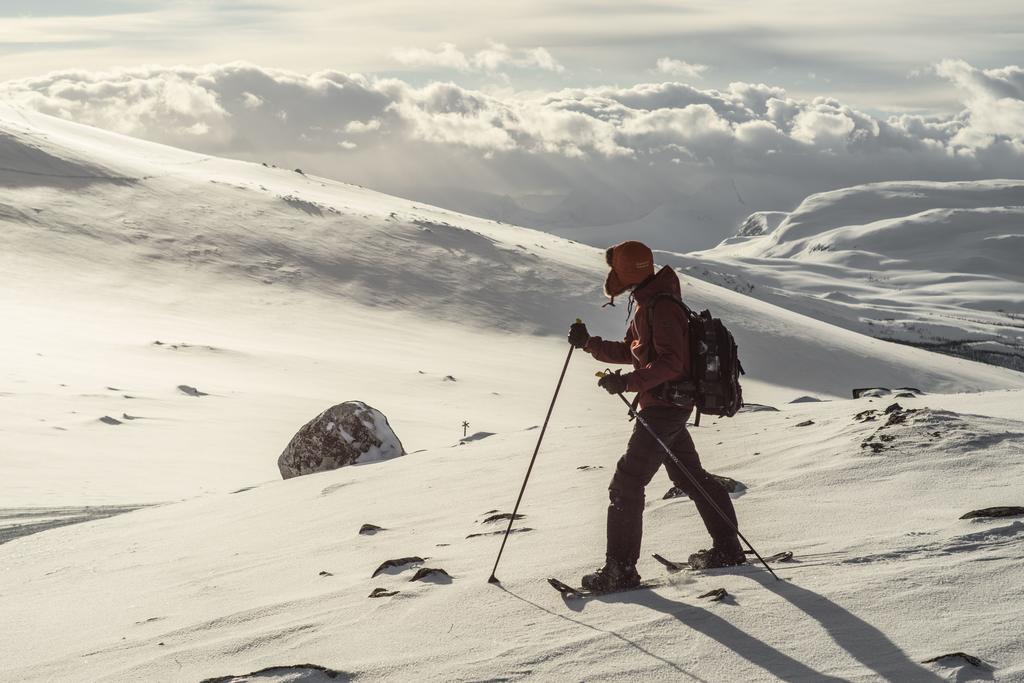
xmin=686 ymin=180 xmax=1024 ymax=371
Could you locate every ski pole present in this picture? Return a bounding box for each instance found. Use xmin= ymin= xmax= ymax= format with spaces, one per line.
xmin=488 ymin=323 xmax=579 ymax=584
xmin=601 ymin=376 xmax=780 ymax=581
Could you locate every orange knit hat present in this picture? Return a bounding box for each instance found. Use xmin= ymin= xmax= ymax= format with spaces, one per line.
xmin=603 ymin=240 xmax=655 ymax=300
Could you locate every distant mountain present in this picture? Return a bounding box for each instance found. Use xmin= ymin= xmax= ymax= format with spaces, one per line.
xmin=680 ymin=180 xmax=1024 ymax=371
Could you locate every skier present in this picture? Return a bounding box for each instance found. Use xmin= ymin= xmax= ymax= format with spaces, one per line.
xmin=568 ymin=240 xmax=745 ymax=592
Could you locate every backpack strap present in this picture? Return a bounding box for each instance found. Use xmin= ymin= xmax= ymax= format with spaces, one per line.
xmin=643 ymin=292 xmax=694 ymax=362
xmin=646 ymin=292 xmax=695 ymax=319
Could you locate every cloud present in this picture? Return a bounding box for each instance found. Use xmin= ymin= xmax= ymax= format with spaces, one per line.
xmin=935 ymin=59 xmax=1024 ymax=154
xmin=344 ymin=118 xmax=382 ymax=133
xmin=655 ymin=58 xmax=708 ymax=79
xmin=393 ymin=42 xmax=565 ymax=73
xmin=393 ymin=42 xmax=471 ymax=71
xmin=3 ymin=60 xmax=1022 ymax=250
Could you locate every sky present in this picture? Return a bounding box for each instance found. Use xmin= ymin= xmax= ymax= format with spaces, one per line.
xmin=2 ymin=0 xmax=1024 ymax=250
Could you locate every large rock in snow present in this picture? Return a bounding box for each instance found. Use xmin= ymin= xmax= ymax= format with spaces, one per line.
xmin=278 ymin=401 xmax=405 ymax=479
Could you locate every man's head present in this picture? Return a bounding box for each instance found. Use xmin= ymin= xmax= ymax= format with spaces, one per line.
xmin=604 ymin=240 xmax=655 ymax=299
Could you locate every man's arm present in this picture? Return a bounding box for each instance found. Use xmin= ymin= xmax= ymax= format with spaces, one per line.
xmin=584 ymin=327 xmax=635 ymax=365
xmin=626 ymin=300 xmax=689 ymax=392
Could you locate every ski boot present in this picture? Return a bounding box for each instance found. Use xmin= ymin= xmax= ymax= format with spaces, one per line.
xmin=581 ymin=558 xmax=641 ymax=592
xmin=688 ymin=539 xmax=747 ymax=570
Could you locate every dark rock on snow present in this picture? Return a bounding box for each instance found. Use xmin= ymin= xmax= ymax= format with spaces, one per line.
xmin=369 ymin=587 xmax=399 ymax=598
xmin=698 ymin=587 xmax=729 ymax=602
xmin=201 ymin=664 xmax=348 ymax=683
xmin=794 ymin=420 xmax=815 ymax=427
xmin=278 ymin=401 xmax=405 ymax=479
xmin=371 ymin=557 xmax=424 ymax=578
xmin=859 ymin=403 xmax=921 ymax=453
xmin=482 ymin=512 xmax=525 ymax=524
xmin=853 ymin=387 xmax=924 ymax=399
xmin=98 ymin=415 xmax=122 ymax=425
xmin=466 ymin=527 xmax=533 ymax=539
xmin=960 ymin=506 xmax=1024 ymax=520
xmin=738 ymin=403 xmax=779 ymax=413
xmin=921 ymin=652 xmax=989 ymax=669
xmin=854 ymin=409 xmax=879 ymax=423
xmin=410 ymin=567 xmax=451 ymax=582
xmin=359 ymin=523 xmax=385 ymax=535
xmin=177 ymin=384 xmax=208 ymax=397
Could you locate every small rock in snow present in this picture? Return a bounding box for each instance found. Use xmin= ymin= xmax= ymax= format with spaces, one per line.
xmin=921 ymin=652 xmax=989 ymax=669
xmin=410 ymin=567 xmax=451 ymax=583
xmin=200 ymin=664 xmax=347 ymax=682
xmin=369 ymin=587 xmax=399 ymax=598
xmin=442 ymin=375 xmax=457 ymax=382
xmin=960 ymin=506 xmax=1024 ymax=520
xmin=738 ymin=403 xmax=779 ymax=413
xmin=98 ymin=416 xmax=122 ymax=425
xmin=466 ymin=527 xmax=533 ymax=539
xmin=853 ymin=387 xmax=892 ymax=399
xmin=482 ymin=512 xmax=525 ymax=524
xmin=698 ymin=587 xmax=729 ymax=601
xmin=371 ymin=557 xmax=424 ymax=578
xmin=794 ymin=420 xmax=815 ymax=427
xmin=359 ymin=523 xmax=385 ymax=535
xmin=177 ymin=384 xmax=208 ymax=397
xmin=318 ymin=570 xmax=333 ymax=577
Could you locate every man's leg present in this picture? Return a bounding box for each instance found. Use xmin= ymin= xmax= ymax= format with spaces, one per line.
xmin=662 ymin=424 xmax=740 ymax=548
xmin=606 ymin=408 xmax=688 ymax=564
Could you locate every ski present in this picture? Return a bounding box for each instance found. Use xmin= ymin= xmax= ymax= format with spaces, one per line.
xmin=760 ymin=550 xmax=794 ymax=563
xmin=547 ymin=577 xmax=662 ymax=599
xmin=652 ymin=552 xmax=689 ymax=572
xmin=653 ymin=550 xmax=794 ymax=573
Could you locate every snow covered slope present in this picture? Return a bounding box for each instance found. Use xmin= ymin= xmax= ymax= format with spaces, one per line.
xmin=690 ymin=181 xmax=1024 ymax=371
xmin=2 ymin=105 xmax=1024 ymax=681
xmin=3 ymin=390 xmax=1024 ymax=681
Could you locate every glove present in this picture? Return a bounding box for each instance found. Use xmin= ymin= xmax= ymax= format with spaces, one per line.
xmin=598 ymin=370 xmax=630 ymax=395
xmin=568 ymin=321 xmax=590 ymax=349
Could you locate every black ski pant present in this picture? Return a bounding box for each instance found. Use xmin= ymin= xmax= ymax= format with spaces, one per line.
xmin=606 ymin=405 xmax=739 ymax=565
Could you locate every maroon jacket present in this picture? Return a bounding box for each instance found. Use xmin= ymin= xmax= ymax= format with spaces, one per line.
xmin=584 ymin=266 xmax=691 ymax=410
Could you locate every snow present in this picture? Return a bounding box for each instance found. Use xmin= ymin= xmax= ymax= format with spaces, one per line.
xmin=2 ymin=104 xmax=1024 ymax=681
xmin=686 ymin=180 xmax=1024 ymax=371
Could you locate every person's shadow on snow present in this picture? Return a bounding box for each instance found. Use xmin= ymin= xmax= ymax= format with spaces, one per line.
xmin=591 ymin=572 xmax=944 ymax=682
xmin=745 ymin=571 xmax=945 ymax=682
xmin=593 ymin=587 xmax=849 ymax=682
